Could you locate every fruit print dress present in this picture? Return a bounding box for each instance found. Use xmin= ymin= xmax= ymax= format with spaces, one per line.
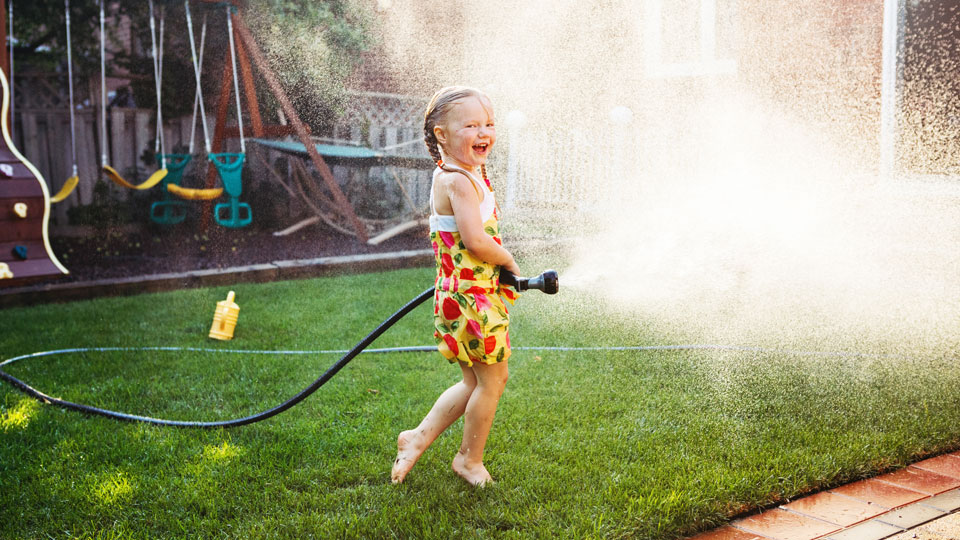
xmin=429 ymin=165 xmax=518 ymax=366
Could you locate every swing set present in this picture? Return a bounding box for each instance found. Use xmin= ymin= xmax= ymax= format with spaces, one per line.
xmin=96 ymin=0 xmax=368 ymax=235
xmin=96 ymin=0 xmax=250 ymax=228
xmin=6 ymin=0 xmax=370 ymax=239
xmin=164 ymin=1 xmax=251 ymax=228
xmin=182 ymin=0 xmax=370 ymax=240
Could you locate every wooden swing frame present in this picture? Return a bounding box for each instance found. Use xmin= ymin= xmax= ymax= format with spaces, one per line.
xmin=196 ymin=0 xmax=368 ymax=242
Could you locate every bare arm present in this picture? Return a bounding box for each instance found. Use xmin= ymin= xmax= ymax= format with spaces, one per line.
xmin=441 ymin=173 xmax=520 ymax=274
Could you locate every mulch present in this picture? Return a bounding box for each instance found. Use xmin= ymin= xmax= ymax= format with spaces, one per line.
xmin=47 ymin=220 xmax=428 ymax=283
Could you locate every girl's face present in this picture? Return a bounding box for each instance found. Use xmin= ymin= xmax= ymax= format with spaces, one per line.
xmin=435 ymin=96 xmax=496 ymax=170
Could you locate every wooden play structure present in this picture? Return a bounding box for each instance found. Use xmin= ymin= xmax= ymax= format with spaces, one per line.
xmin=177 ymin=0 xmax=434 ymax=241
xmin=186 ymin=0 xmax=372 ymax=239
xmin=0 ymin=0 xmax=69 ymax=286
xmin=0 ymin=0 xmax=437 ymax=288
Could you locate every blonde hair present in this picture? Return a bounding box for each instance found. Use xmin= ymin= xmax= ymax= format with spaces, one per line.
xmin=423 ymin=86 xmax=491 ymax=181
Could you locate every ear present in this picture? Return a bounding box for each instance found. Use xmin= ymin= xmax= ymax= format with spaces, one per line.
xmin=434 ymin=125 xmax=447 ymax=146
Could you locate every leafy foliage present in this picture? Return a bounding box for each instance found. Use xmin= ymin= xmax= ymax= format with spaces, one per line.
xmin=244 ymin=0 xmax=376 ymax=128
xmin=9 ymin=0 xmax=375 ymax=128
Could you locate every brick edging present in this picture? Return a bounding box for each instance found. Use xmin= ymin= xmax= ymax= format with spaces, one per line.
xmin=0 ymin=249 xmax=433 ymax=309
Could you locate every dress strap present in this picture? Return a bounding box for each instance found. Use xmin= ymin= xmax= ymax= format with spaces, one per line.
xmin=429 ymin=170 xmax=437 ymax=216
xmin=438 ymin=163 xmax=488 ymax=202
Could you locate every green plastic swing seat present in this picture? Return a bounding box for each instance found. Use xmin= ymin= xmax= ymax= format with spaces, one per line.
xmin=210 ymin=152 xmax=251 ymax=228
xmin=149 ymin=154 xmax=191 ymax=225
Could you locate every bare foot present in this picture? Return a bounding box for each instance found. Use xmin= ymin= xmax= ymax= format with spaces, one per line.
xmin=451 ymin=452 xmax=494 ymax=487
xmin=391 ymin=430 xmax=424 ymax=484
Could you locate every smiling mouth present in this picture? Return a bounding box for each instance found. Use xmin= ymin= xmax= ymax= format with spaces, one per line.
xmin=473 ymin=143 xmax=489 ymax=154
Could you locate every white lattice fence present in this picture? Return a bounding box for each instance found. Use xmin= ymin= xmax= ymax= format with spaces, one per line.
xmin=330 ymin=91 xmax=434 ymax=212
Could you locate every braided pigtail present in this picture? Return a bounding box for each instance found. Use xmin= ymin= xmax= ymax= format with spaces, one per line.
xmin=423 ymin=129 xmax=443 ymax=169
xmin=481 ymin=164 xmax=490 ymax=188
xmin=482 ymin=163 xmax=501 ymax=217
xmin=423 ymin=124 xmax=443 ymax=167
xmin=424 ymin=89 xmax=450 ymax=170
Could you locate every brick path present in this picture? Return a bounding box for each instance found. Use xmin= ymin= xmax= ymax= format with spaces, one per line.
xmin=691 ymin=452 xmax=960 ymax=540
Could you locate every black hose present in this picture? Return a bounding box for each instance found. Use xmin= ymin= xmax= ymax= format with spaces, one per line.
xmin=0 ymin=287 xmax=435 ymax=429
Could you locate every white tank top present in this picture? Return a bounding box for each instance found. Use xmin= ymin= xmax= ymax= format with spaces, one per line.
xmin=429 ymin=165 xmax=496 ymax=232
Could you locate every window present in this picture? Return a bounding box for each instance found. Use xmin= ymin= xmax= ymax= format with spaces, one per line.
xmin=643 ymin=0 xmax=738 ymax=78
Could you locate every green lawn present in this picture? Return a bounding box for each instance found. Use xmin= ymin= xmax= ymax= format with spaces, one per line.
xmin=2 ymin=267 xmax=959 ymax=539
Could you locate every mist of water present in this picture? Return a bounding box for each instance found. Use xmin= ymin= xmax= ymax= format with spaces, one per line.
xmin=351 ymin=0 xmax=960 ymax=351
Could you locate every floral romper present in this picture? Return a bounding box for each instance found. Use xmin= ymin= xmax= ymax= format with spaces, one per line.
xmin=429 ymin=165 xmax=518 ymax=366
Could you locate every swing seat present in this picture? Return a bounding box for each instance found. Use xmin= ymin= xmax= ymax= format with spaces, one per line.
xmin=103 ymin=164 xmax=167 ymax=190
xmin=150 ymin=199 xmax=187 ymax=224
xmin=50 ymin=175 xmax=79 ymax=203
xmin=160 ymin=153 xmax=192 ymax=175
xmin=167 ymin=183 xmax=224 ymax=200
xmin=149 ymin=154 xmax=192 ymax=225
xmin=215 ymin=198 xmax=252 ymax=228
xmin=209 ymin=153 xmax=245 ymax=197
xmin=210 ymin=152 xmax=251 ymax=228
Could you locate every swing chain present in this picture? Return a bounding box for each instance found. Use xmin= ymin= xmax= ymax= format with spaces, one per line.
xmin=64 ymin=0 xmax=78 ymax=178
xmin=225 ymin=4 xmax=245 ymax=154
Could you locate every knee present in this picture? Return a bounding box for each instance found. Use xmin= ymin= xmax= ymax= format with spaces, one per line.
xmin=481 ymin=370 xmax=508 ymax=394
xmin=460 ymin=377 xmax=478 ymax=392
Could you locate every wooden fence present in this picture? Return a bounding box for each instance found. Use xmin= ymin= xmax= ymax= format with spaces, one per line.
xmin=12 ymin=73 xmax=208 ymax=227
xmin=14 ymin=108 xmax=207 ymax=226
xmin=12 ymin=78 xmax=613 ymax=231
xmin=330 ymin=90 xmax=434 ymax=211
xmin=12 ymin=76 xmax=437 ymax=230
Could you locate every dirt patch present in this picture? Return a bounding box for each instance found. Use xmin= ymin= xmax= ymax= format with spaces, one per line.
xmin=49 ymin=221 xmax=429 ymax=283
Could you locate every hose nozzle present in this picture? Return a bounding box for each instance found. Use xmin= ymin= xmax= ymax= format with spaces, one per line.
xmin=499 ymin=268 xmax=559 ymax=295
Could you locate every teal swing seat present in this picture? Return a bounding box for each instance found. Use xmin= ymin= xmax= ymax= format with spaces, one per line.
xmin=210 ymin=152 xmax=251 ymax=228
xmin=149 ymin=154 xmax=191 ymax=225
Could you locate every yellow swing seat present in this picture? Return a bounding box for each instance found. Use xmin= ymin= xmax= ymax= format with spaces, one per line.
xmin=50 ymin=175 xmax=79 ymax=203
xmin=167 ymin=183 xmax=223 ymax=200
xmin=103 ymin=164 xmax=167 ymax=190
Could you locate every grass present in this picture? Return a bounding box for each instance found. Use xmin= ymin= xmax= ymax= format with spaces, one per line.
xmin=2 ymin=266 xmax=960 ymax=539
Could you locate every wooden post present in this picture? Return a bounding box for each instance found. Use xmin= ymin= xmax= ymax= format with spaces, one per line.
xmin=0 ymin=0 xmax=7 ymax=87
xmin=232 ymin=13 xmax=368 ymax=242
xmin=235 ymin=36 xmax=263 ymax=138
xmin=0 ymin=0 xmax=9 ymax=135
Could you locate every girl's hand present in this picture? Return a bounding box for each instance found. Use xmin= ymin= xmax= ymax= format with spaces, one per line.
xmin=502 ymin=258 xmax=521 ymax=276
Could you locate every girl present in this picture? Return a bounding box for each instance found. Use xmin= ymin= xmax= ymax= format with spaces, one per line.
xmin=391 ymin=86 xmax=521 ymax=487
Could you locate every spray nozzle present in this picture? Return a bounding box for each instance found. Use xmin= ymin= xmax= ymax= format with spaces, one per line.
xmin=499 ymin=268 xmax=559 ymax=295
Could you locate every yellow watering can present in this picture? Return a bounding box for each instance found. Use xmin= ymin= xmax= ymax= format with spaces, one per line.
xmin=209 ymin=291 xmax=240 ymax=340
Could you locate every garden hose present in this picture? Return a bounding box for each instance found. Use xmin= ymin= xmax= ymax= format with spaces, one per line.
xmin=0 ymin=270 xmax=899 ymax=429
xmin=0 ymin=287 xmax=435 ymax=429
xmin=0 ymin=270 xmax=563 ymax=428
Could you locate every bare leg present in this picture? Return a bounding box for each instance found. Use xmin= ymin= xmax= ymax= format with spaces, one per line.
xmin=391 ymin=362 xmax=477 ymax=484
xmin=452 ymin=360 xmax=508 ymax=487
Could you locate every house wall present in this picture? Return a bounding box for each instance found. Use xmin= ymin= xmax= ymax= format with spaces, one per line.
xmin=365 ymin=0 xmax=896 ymax=215
xmin=736 ymin=0 xmax=884 ymax=173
